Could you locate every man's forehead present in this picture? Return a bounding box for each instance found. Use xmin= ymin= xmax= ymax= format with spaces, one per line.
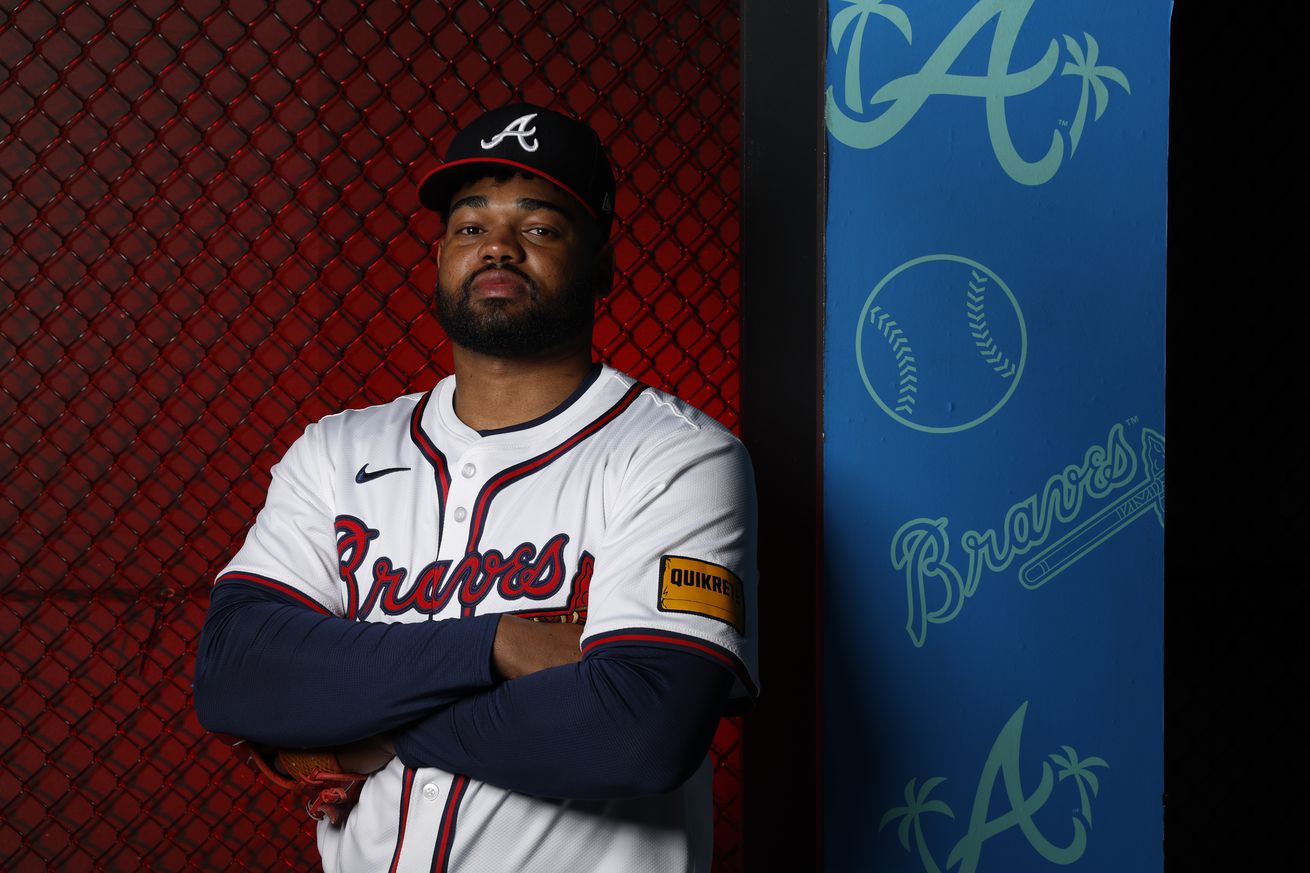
xmin=447 ymin=174 xmax=579 ymax=216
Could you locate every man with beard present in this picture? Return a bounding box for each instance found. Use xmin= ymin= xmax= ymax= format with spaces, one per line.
xmin=193 ymin=104 xmax=759 ymax=873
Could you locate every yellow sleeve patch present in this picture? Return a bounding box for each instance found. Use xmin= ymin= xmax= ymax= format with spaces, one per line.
xmin=658 ymin=555 xmax=746 ymax=633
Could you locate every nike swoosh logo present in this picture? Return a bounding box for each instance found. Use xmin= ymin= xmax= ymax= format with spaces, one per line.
xmin=355 ymin=464 xmax=411 ymax=484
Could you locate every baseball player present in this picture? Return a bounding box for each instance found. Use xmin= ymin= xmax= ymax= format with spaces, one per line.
xmin=193 ymin=103 xmax=758 ymax=873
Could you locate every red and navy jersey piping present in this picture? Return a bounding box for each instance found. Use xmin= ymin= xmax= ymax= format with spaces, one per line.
xmin=463 ymin=381 xmax=648 ymax=554
xmin=582 ymin=627 xmax=759 ymax=703
xmin=410 ymin=390 xmax=453 ymax=533
xmin=474 ymin=363 xmax=603 ymax=437
xmin=214 ymin=571 xmax=333 ymax=615
xmin=453 ymin=381 xmax=646 ymax=618
xmin=430 ymin=774 xmax=471 ymax=873
xmin=386 ymin=767 xmax=418 ymax=873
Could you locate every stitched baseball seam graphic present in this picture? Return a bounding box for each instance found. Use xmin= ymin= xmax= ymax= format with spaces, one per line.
xmin=856 ymin=255 xmax=1027 ymax=434
xmin=870 ymin=305 xmax=918 ymax=415
xmin=966 ymin=271 xmax=1016 ymax=378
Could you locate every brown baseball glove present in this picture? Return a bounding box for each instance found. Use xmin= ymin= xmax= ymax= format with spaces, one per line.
xmin=244 ymin=743 xmax=368 ymax=826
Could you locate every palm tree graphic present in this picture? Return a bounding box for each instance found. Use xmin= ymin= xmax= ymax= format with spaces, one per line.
xmin=1049 ymin=745 xmax=1109 ymax=826
xmin=1060 ymin=33 xmax=1131 ymax=155
xmin=879 ymin=776 xmax=954 ymax=873
xmin=831 ymin=0 xmax=913 ymax=113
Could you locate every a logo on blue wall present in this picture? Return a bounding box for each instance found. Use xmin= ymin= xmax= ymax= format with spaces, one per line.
xmin=827 ymin=0 xmax=1132 ymax=185
xmin=856 ymin=254 xmax=1026 ymax=434
xmin=892 ymin=421 xmax=1164 ymax=647
xmin=880 ymin=701 xmax=1109 ymax=873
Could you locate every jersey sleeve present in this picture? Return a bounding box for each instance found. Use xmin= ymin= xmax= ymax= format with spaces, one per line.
xmin=217 ymin=421 xmax=345 ymax=613
xmin=581 ymin=422 xmax=759 ymax=707
xmin=195 ymin=420 xmax=501 ymax=747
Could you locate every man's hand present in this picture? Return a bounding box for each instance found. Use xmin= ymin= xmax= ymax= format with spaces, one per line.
xmin=492 ymin=615 xmax=584 ymax=680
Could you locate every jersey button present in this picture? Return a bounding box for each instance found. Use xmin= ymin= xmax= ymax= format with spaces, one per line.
xmin=461 ymin=463 xmax=476 ymax=478
xmin=422 ymin=783 xmax=439 ymax=802
xmin=453 ymin=507 xmax=467 ymax=522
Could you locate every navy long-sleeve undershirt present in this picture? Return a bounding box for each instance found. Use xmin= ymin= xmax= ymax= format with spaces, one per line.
xmin=194 ymin=580 xmax=500 ymax=747
xmin=193 ymin=580 xmax=733 ymax=798
xmin=393 ymin=642 xmax=733 ymax=799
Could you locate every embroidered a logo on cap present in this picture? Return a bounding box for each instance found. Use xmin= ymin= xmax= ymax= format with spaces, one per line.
xmin=481 ymin=113 xmax=539 ymax=152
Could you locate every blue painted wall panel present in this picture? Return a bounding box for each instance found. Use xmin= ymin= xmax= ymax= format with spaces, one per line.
xmin=822 ymin=2 xmax=1168 ymax=870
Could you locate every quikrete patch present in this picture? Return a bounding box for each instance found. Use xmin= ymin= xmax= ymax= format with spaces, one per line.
xmin=658 ymin=555 xmax=745 ymax=633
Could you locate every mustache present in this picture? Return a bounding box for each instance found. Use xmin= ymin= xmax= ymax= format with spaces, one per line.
xmin=462 ymin=264 xmax=538 ymax=298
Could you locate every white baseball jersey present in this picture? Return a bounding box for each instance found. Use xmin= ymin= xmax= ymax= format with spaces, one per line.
xmin=218 ymin=364 xmax=759 ymax=873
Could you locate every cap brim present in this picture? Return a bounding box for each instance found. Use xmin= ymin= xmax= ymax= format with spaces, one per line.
xmin=417 ymin=157 xmax=599 ymax=219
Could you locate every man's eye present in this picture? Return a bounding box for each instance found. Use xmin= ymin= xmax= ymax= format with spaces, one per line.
xmin=526 ymin=227 xmax=557 ymax=237
xmin=456 ymin=225 xmax=482 ymax=235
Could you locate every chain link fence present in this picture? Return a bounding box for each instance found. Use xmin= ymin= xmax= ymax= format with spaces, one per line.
xmin=1 ymin=1 xmax=743 ymax=869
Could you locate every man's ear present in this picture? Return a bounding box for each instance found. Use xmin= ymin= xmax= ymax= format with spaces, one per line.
xmin=592 ymin=241 xmax=614 ymax=299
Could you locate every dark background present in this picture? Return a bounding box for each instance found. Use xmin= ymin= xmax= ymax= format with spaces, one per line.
xmin=1162 ymin=4 xmax=1294 ymax=869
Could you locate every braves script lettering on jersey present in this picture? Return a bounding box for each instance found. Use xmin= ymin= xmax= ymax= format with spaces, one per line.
xmin=216 ymin=364 xmax=758 ymax=872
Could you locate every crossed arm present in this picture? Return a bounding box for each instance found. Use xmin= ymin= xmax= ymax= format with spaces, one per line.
xmin=193 ymin=579 xmax=731 ymax=798
xmin=194 ymin=411 xmax=752 ymax=798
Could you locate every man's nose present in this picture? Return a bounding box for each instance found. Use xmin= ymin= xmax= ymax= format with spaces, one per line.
xmin=480 ymin=225 xmax=523 ymax=262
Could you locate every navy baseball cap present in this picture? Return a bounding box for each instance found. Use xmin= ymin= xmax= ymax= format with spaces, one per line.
xmin=418 ymin=103 xmax=616 ymax=236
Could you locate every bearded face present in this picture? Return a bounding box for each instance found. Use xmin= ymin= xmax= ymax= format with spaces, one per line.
xmin=435 ymin=173 xmax=607 ymax=359
xmin=435 ymin=262 xmax=598 ymax=359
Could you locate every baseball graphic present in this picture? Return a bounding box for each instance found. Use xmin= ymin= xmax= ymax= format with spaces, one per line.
xmin=856 ymin=254 xmax=1027 ymax=434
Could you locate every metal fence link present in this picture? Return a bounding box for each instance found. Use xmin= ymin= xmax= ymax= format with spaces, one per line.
xmin=1 ymin=1 xmax=743 ymax=869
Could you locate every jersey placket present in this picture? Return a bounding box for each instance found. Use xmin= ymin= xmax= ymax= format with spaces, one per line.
xmin=395 ymin=441 xmax=498 ymax=873
xmin=386 ymin=767 xmax=469 ymax=873
xmin=443 ymin=447 xmax=492 ymax=617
